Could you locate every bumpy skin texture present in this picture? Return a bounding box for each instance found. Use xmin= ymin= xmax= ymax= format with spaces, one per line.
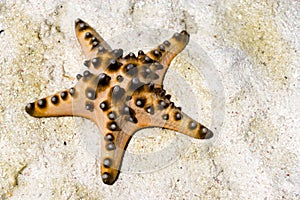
xmin=25 ymin=19 xmax=213 ymax=185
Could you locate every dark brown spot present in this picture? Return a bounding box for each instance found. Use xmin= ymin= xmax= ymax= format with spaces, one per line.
xmin=51 ymin=95 xmax=59 ymax=104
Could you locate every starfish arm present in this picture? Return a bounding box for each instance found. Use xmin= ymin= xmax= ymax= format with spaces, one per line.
xmin=25 ymin=90 xmax=74 ymax=117
xmin=128 ymin=86 xmax=213 ymax=139
xmin=25 ymin=88 xmax=95 ymax=121
xmin=75 ymin=18 xmax=112 ymax=59
xmin=145 ymin=31 xmax=190 ymax=85
xmin=100 ymin=129 xmax=132 ymax=185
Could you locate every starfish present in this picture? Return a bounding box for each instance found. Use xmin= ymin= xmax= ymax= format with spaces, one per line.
xmin=25 ymin=19 xmax=213 ymax=185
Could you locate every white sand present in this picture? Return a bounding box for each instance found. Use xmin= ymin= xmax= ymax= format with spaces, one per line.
xmin=0 ymin=0 xmax=299 ymax=199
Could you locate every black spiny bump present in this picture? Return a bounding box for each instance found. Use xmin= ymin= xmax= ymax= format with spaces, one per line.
xmin=152 ymin=50 xmax=162 ymax=58
xmin=51 ymin=95 xmax=59 ymax=104
xmin=102 ymin=172 xmax=110 ymax=181
xmin=69 ymin=87 xmax=75 ymax=96
xmin=107 ymin=59 xmax=121 ymax=71
xmin=154 ymin=62 xmax=164 ymax=70
xmin=104 ymin=133 xmax=114 ymax=141
xmin=83 ymin=60 xmax=90 ymax=67
xmin=103 ymin=158 xmax=112 ymax=168
xmin=112 ymin=48 xmax=123 ymax=58
xmin=165 ymin=94 xmax=171 ymax=100
xmin=130 ymin=77 xmax=144 ymax=91
xmin=106 ymin=142 xmax=116 ymax=151
xmin=162 ymin=114 xmax=169 ymax=120
xmin=83 ymin=70 xmax=92 ymax=80
xmin=173 ymin=32 xmax=182 ymax=41
xmin=143 ymin=56 xmax=153 ymax=63
xmin=85 ymin=102 xmax=94 ymax=111
xmin=125 ymin=52 xmax=137 ymax=59
xmin=135 ymin=98 xmax=146 ymax=108
xmin=60 ymin=91 xmax=68 ymax=100
xmin=25 ymin=103 xmax=35 ymax=114
xmin=163 ymin=40 xmax=171 ymax=47
xmin=122 ymin=106 xmax=135 ymax=116
xmin=127 ymin=116 xmax=138 ymax=123
xmin=107 ymin=122 xmax=119 ymax=131
xmin=85 ymin=88 xmax=96 ymax=100
xmin=189 ymin=121 xmax=198 ymax=130
xmin=92 ymin=57 xmax=101 ymax=68
xmin=124 ymin=63 xmax=137 ymax=76
xmin=158 ymin=100 xmax=169 ymax=109
xmin=98 ymin=46 xmax=106 ymax=53
xmin=108 ymin=111 xmax=117 ymax=120
xmin=148 ymin=82 xmax=155 ymax=91
xmin=145 ymin=105 xmax=154 ymax=115
xmin=174 ymin=112 xmax=182 ymax=120
xmin=159 ymin=44 xmax=165 ymax=52
xmin=37 ymin=98 xmax=47 ymax=108
xmin=138 ymin=50 xmax=144 ymax=56
xmin=111 ymin=85 xmax=125 ymax=101
xmin=76 ymin=74 xmax=82 ymax=80
xmin=85 ymin=32 xmax=92 ymax=39
xmin=99 ymin=101 xmax=110 ymax=111
xmin=91 ymin=37 xmax=99 ymax=48
xmin=96 ymin=73 xmax=111 ymax=87
xmin=78 ymin=22 xmax=87 ymax=31
xmin=116 ymin=75 xmax=124 ymax=82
